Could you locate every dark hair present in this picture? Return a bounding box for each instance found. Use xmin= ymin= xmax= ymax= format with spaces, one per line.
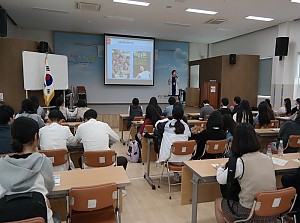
xmin=223 ymin=114 xmax=236 ymax=136
xmin=132 ymin=98 xmax=139 ymax=106
xmin=234 ymin=96 xmax=241 ymax=104
xmin=0 ymin=104 xmax=14 ymax=125
xmin=236 ymin=100 xmax=253 ymax=125
xmin=221 ymin=98 xmax=229 ymax=106
xmin=258 ymin=101 xmax=271 ymax=126
xmin=83 ymin=109 xmax=97 ymax=120
xmin=231 ymin=123 xmax=260 ymax=157
xmin=265 ymin=99 xmax=272 ymax=109
xmin=296 ymin=98 xmax=300 ymax=106
xmin=172 ymin=70 xmax=176 ymax=75
xmin=145 ymin=105 xmax=161 ymax=126
xmin=168 ymin=96 xmax=176 ymax=105
xmin=11 ymin=117 xmax=39 ymax=153
xmin=173 ymin=102 xmax=182 ymax=107
xmin=206 ymin=111 xmax=223 ymax=130
xmin=30 ymin=96 xmax=40 ymax=114
xmin=56 ymin=97 xmax=64 ymax=109
xmin=203 ymin=100 xmax=209 ymax=104
xmin=20 ymin=99 xmax=35 ymax=114
xmin=172 ymin=105 xmax=185 ymax=134
xmin=149 ymin=97 xmax=162 ymax=115
xmin=295 ymin=111 xmax=300 ymax=122
xmin=284 ymin=98 xmax=292 ymax=115
xmin=48 ymin=110 xmax=65 ymax=122
xmin=77 ymin=99 xmax=87 ymax=108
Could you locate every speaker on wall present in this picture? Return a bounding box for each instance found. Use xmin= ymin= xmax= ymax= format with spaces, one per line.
xmin=39 ymin=41 xmax=49 ymax=53
xmin=275 ymin=37 xmax=289 ymax=60
xmin=229 ymin=54 xmax=236 ymax=65
xmin=0 ymin=8 xmax=7 ymax=37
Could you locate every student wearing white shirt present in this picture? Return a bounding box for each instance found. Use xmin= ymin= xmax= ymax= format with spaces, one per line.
xmin=74 ymin=109 xmax=127 ymax=169
xmin=56 ymin=97 xmax=77 ymax=120
xmin=76 ymin=99 xmax=90 ymax=120
xmin=39 ymin=110 xmax=76 ymax=171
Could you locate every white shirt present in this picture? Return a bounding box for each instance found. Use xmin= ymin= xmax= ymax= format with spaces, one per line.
xmin=216 ymin=158 xmax=244 ymax=184
xmin=74 ymin=119 xmax=119 ymax=151
xmin=76 ymin=107 xmax=90 ymax=120
xmin=60 ymin=106 xmax=77 ymax=120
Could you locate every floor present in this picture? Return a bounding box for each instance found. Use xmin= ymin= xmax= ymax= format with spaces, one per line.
xmin=112 ymin=128 xmax=217 ymax=223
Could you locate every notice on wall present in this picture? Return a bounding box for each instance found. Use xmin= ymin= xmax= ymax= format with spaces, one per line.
xmin=210 ymin=86 xmax=216 ymax=93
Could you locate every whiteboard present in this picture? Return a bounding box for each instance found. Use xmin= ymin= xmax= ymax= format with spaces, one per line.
xmin=22 ymin=51 xmax=68 ymax=90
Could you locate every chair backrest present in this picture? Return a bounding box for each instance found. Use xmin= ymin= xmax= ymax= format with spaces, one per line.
xmin=204 ymin=115 xmax=210 ymax=121
xmin=69 ymin=183 xmax=117 ymax=213
xmin=172 ymin=140 xmax=196 ymax=155
xmin=39 ymin=149 xmax=68 ymax=166
xmin=254 ymin=187 xmax=296 ymax=217
xmin=133 ymin=116 xmax=145 ymax=121
xmin=195 ymin=121 xmax=207 ymax=129
xmin=77 ymin=86 xmax=86 ymax=94
xmin=268 ymin=120 xmax=279 ymax=128
xmin=82 ymin=150 xmax=117 ymax=168
xmin=144 ymin=125 xmax=154 ymax=133
xmin=204 ymin=139 xmax=227 ymax=154
xmin=288 ymin=135 xmax=300 ymax=148
xmin=3 ymin=217 xmax=45 ymax=223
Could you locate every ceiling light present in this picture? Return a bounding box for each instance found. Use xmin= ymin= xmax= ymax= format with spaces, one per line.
xmin=32 ymin=7 xmax=68 ymax=14
xmin=245 ymin=16 xmax=274 ymax=22
xmin=104 ymin=15 xmax=135 ymax=21
xmin=113 ymin=0 xmax=150 ymax=6
xmin=291 ymin=0 xmax=300 ymax=3
xmin=186 ymin=8 xmax=218 ymax=15
xmin=165 ymin=22 xmax=191 ymax=27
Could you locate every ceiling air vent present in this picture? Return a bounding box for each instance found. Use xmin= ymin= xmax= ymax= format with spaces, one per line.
xmin=76 ymin=2 xmax=101 ymax=11
xmin=204 ymin=19 xmax=228 ymax=25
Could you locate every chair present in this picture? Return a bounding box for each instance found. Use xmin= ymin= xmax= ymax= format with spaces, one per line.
xmin=268 ymin=120 xmax=279 ymax=128
xmin=158 ymin=140 xmax=196 ymax=199
xmin=202 ymin=139 xmax=228 ymax=158
xmin=195 ymin=121 xmax=207 ymax=129
xmin=82 ymin=150 xmax=117 ymax=169
xmin=77 ymin=86 xmax=87 ymax=102
xmin=39 ymin=149 xmax=69 ymax=169
xmin=3 ymin=217 xmax=45 ymax=223
xmin=224 ymin=187 xmax=297 ymax=223
xmin=144 ymin=124 xmax=154 ymax=133
xmin=68 ymin=183 xmax=119 ymax=223
xmin=285 ymin=135 xmax=300 ymax=152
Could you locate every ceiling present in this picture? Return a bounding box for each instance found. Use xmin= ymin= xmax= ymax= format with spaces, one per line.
xmin=1 ymin=0 xmax=300 ymax=44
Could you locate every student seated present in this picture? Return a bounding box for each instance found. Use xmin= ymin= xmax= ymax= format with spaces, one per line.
xmin=15 ymin=99 xmax=45 ymax=128
xmin=148 ymin=97 xmax=162 ymax=116
xmin=127 ymin=98 xmax=143 ymax=129
xmin=291 ymin=98 xmax=300 ymax=115
xmin=253 ymin=101 xmax=271 ymax=128
xmin=277 ymin=98 xmax=292 ymax=117
xmin=0 ymin=104 xmax=14 ymax=154
xmin=223 ymin=114 xmax=236 ymax=143
xmin=30 ymin=95 xmax=45 ymax=119
xmin=39 ymin=110 xmax=76 ymax=171
xmin=215 ymin=123 xmax=277 ymax=223
xmin=162 ymin=96 xmax=176 ymax=117
xmin=0 ymin=117 xmax=56 ymax=223
xmin=138 ymin=105 xmax=161 ymax=135
xmin=55 ymin=97 xmax=76 ymax=120
xmin=217 ymin=98 xmax=231 ymax=116
xmin=233 ymin=100 xmax=253 ymax=125
xmin=74 ymin=109 xmax=128 ymax=169
xmin=279 ymin=111 xmax=300 ymax=153
xmin=192 ymin=111 xmax=226 ymax=160
xmin=75 ymin=99 xmax=90 ymax=121
xmin=199 ymin=99 xmax=214 ymax=119
xmin=231 ymin=96 xmax=241 ymax=115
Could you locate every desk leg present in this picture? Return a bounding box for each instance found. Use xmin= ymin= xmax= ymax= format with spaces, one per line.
xmin=192 ymin=174 xmax=200 ymax=223
xmin=120 ymin=130 xmax=125 ymax=145
xmin=144 ymin=139 xmax=156 ymax=190
xmin=116 ymin=188 xmax=122 ymax=223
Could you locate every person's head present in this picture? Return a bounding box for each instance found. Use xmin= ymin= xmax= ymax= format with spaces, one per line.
xmin=149 ymin=97 xmax=158 ymax=107
xmin=234 ymin=96 xmax=241 ymax=105
xmin=77 ymin=99 xmax=87 ymax=108
xmin=173 ymin=102 xmax=182 ymax=107
xmin=171 ymin=105 xmax=185 ymax=134
xmin=237 ymin=100 xmax=253 ymax=124
xmin=0 ymin=104 xmax=14 ymax=125
xmin=145 ymin=105 xmax=160 ymax=125
xmin=30 ymin=95 xmax=40 ymax=113
xmin=132 ymin=98 xmax=139 ymax=106
xmin=295 ymin=98 xmax=300 ymax=106
xmin=231 ymin=123 xmax=260 ymax=157
xmin=284 ymin=98 xmax=292 ymax=115
xmin=20 ymin=99 xmax=35 ymax=114
xmin=221 ymin=98 xmax=229 ymax=107
xmin=48 ymin=110 xmax=65 ymax=123
xmin=206 ymin=111 xmax=223 ymax=130
xmin=83 ymin=109 xmax=97 ymax=122
xmin=56 ymin=97 xmax=65 ymax=108
xmin=168 ymin=96 xmax=176 ymax=105
xmin=139 ymin=65 xmax=144 ymax=72
xmin=223 ymin=114 xmax=236 ymax=135
xmin=265 ymin=99 xmax=272 ymax=109
xmin=11 ymin=117 xmax=39 ymax=153
xmin=203 ymin=100 xmax=209 ymax=105
xmin=258 ymin=101 xmax=271 ymax=126
xmin=172 ymin=70 xmax=177 ymax=77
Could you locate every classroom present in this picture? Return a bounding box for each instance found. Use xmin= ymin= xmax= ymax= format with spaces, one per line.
xmin=1 ymin=0 xmax=300 ymax=223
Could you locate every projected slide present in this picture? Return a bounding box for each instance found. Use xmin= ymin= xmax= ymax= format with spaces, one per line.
xmin=105 ymin=35 xmax=154 ymax=85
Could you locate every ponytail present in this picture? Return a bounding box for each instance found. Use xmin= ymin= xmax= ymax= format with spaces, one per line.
xmin=174 ymin=119 xmax=185 ymax=134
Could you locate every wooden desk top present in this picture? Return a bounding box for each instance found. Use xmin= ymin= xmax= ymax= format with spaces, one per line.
xmin=52 ymin=167 xmax=131 ymax=193
xmin=186 ymin=113 xmax=200 ymax=117
xmin=255 ymin=128 xmax=280 ymax=136
xmin=64 ymin=122 xmax=82 ymax=127
xmin=187 ymin=120 xmax=201 ymax=125
xmin=184 ymin=153 xmax=300 ymax=183
xmin=276 ymin=116 xmax=292 ymax=121
xmin=119 ymin=114 xmax=129 ymax=118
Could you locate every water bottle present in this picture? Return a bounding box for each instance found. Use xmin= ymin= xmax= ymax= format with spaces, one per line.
xmin=278 ymin=140 xmax=284 ymax=158
xmin=267 ymin=145 xmax=272 ymax=158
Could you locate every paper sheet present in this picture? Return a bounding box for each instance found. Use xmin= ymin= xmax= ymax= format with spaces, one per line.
xmin=211 ymin=164 xmax=219 ymax=169
xmin=272 ymin=157 xmax=288 ymax=166
xmin=53 ymin=174 xmax=61 ymax=186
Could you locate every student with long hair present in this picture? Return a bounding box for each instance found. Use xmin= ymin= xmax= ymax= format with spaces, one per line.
xmin=233 ymin=100 xmax=253 ymax=125
xmin=291 ymin=98 xmax=300 ymax=115
xmin=223 ymin=114 xmax=237 ymax=143
xmin=277 ymin=98 xmax=292 ymax=116
xmin=139 ymin=105 xmax=161 ymax=134
xmin=148 ymin=97 xmax=162 ymax=115
xmin=253 ymin=101 xmax=271 ymax=128
xmin=215 ymin=123 xmax=277 ymax=223
xmin=30 ymin=95 xmax=45 ymax=119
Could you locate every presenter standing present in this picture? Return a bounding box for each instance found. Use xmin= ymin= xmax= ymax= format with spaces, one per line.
xmin=168 ymin=70 xmax=179 ymax=97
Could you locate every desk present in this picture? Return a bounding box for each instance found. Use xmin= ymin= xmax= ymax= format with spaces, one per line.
xmin=119 ymin=114 xmax=129 ymax=144
xmin=187 ymin=120 xmax=201 ymax=126
xmin=187 ymin=113 xmax=200 ymax=120
xmin=255 ymin=128 xmax=279 ymax=151
xmin=276 ymin=116 xmax=292 ymax=126
xmin=183 ymin=153 xmax=300 ymax=223
xmin=252 ymin=111 xmax=258 ymax=116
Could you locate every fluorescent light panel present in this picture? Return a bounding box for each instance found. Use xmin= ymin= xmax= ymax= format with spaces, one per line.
xmin=186 ymin=8 xmax=218 ymax=15
xmin=113 ymin=0 xmax=150 ymax=6
xmin=32 ymin=7 xmax=68 ymax=14
xmin=245 ymin=16 xmax=274 ymax=22
xmin=104 ymin=15 xmax=135 ymax=21
xmin=291 ymin=0 xmax=300 ymax=3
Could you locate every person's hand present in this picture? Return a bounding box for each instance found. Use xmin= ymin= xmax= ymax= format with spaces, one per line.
xmin=217 ymin=163 xmax=225 ymax=169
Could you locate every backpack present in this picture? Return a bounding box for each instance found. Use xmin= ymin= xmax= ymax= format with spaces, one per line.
xmin=0 ymin=191 xmax=47 ymax=222
xmin=127 ymin=140 xmax=140 ymax=163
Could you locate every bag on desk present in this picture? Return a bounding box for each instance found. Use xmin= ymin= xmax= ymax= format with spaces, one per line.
xmin=127 ymin=140 xmax=140 ymax=163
